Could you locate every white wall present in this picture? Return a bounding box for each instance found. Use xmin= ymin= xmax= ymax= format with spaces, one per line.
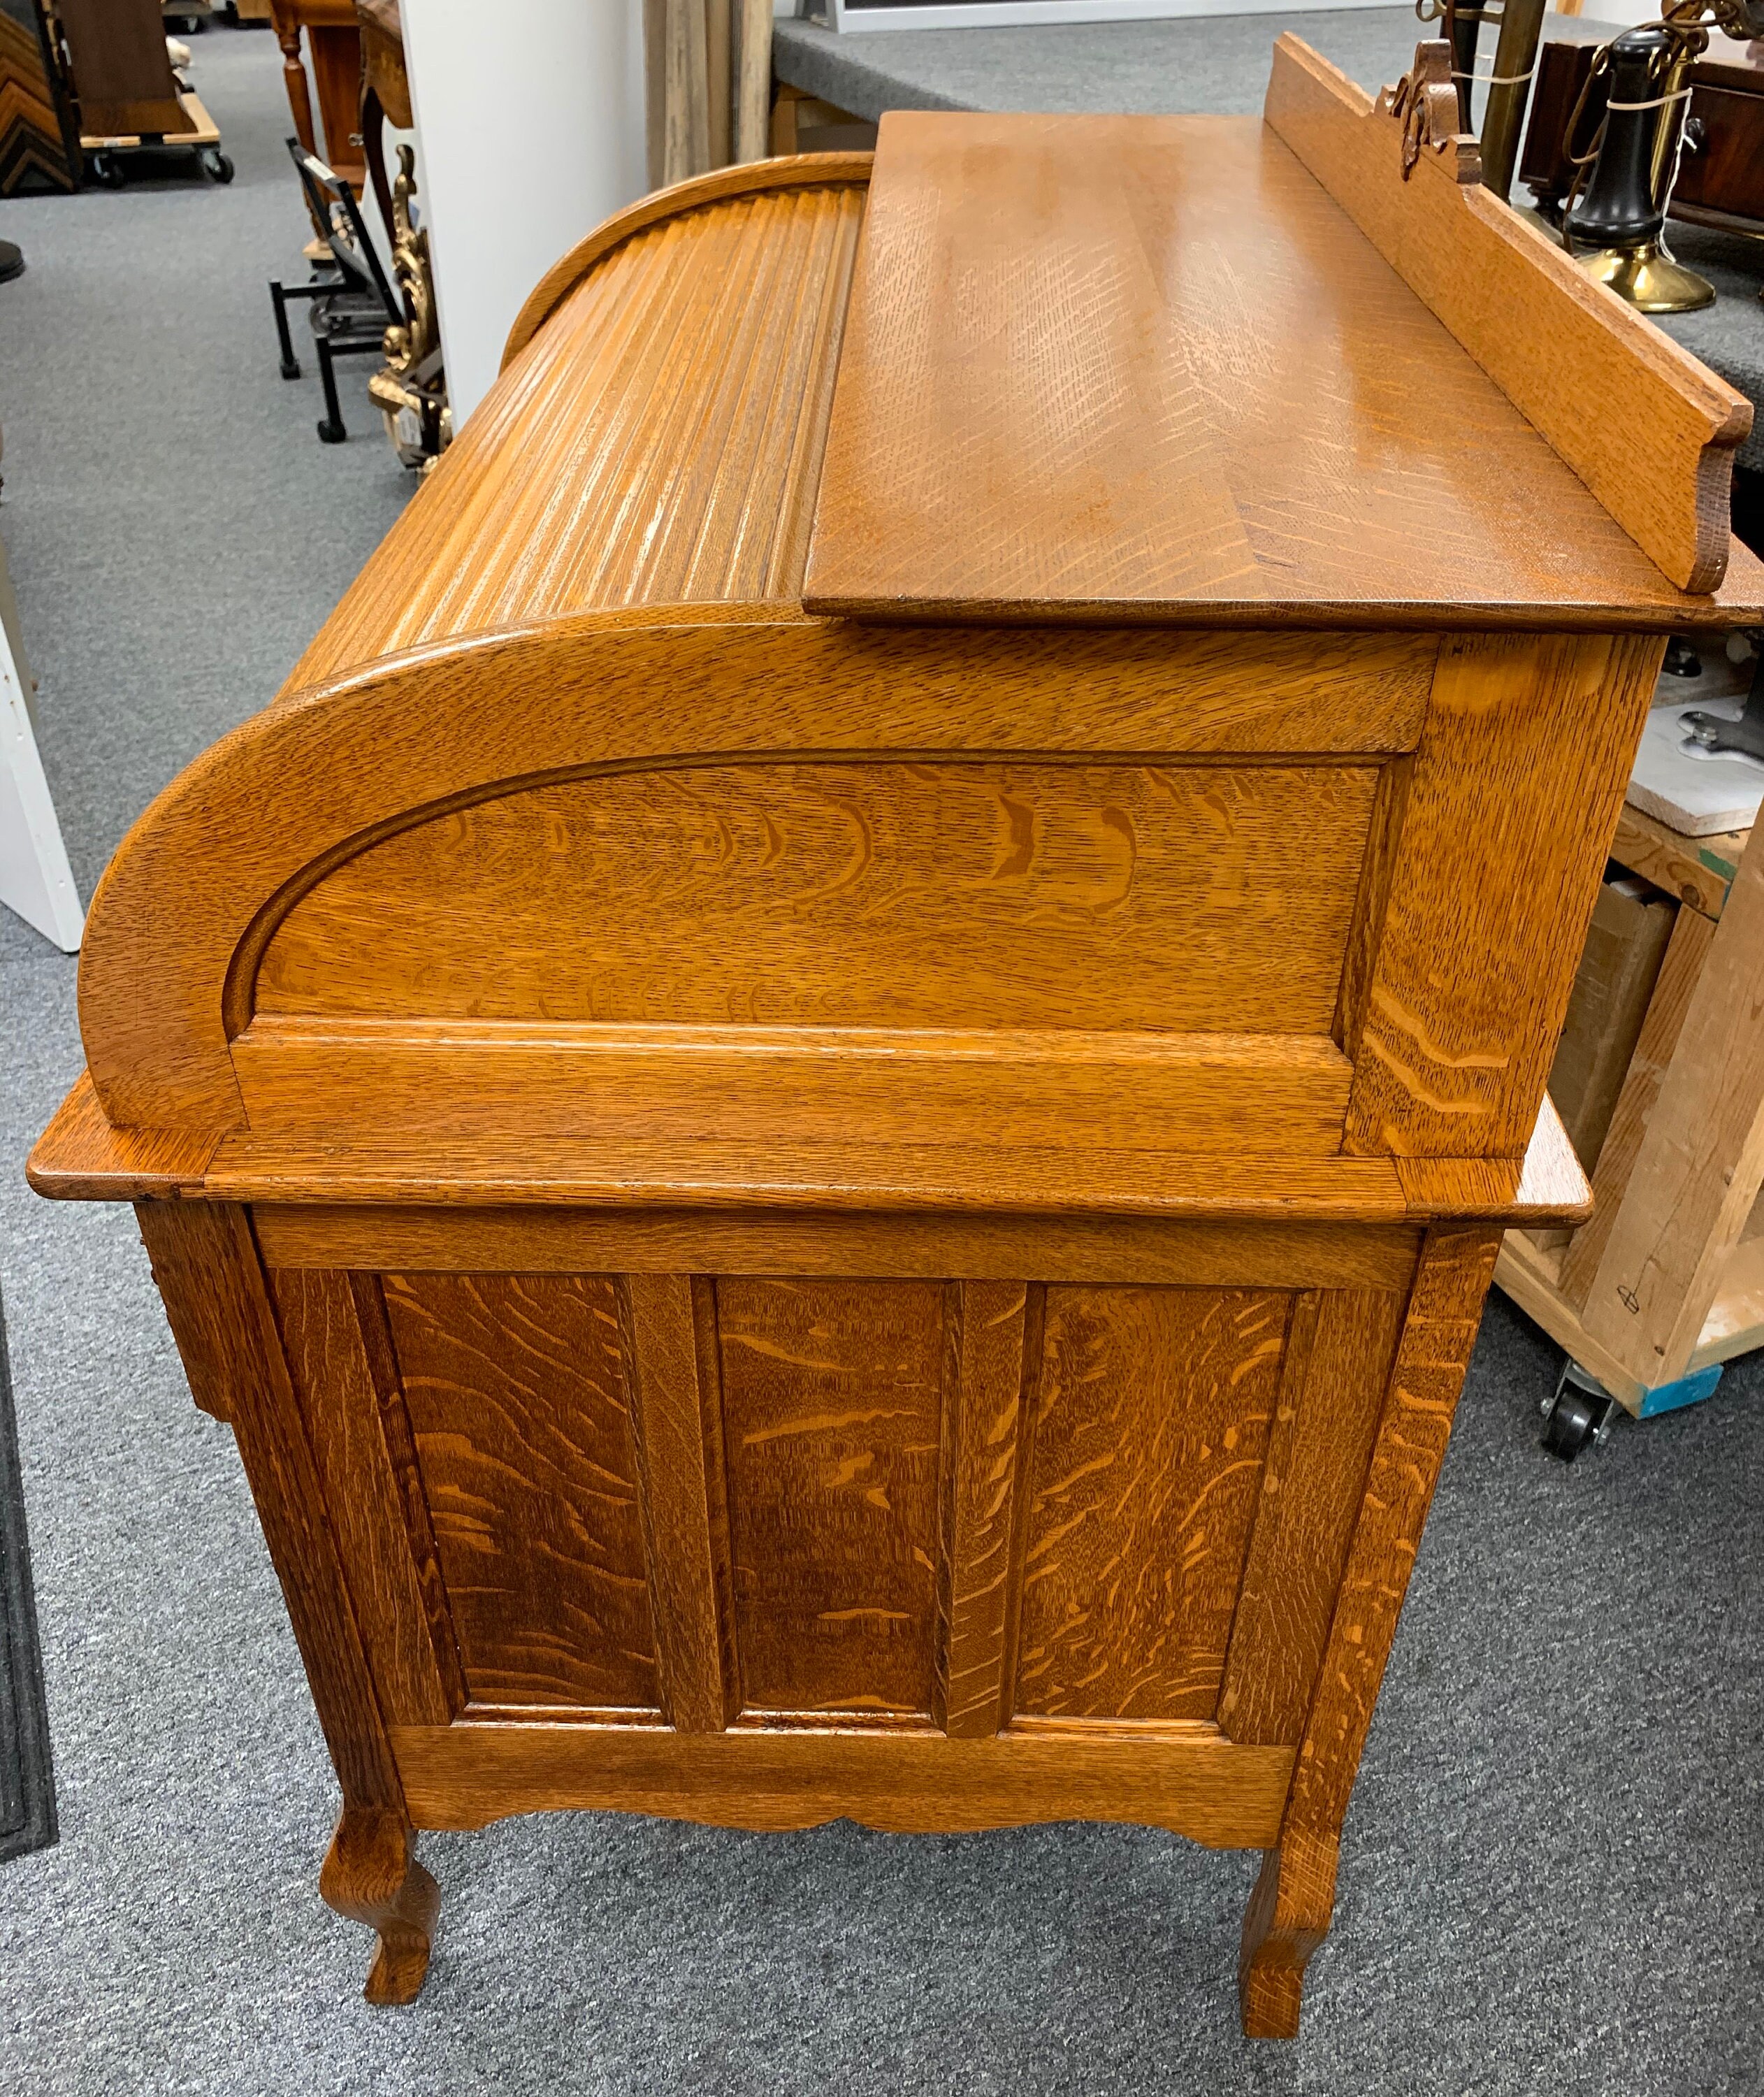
xmin=399 ymin=0 xmax=647 ymax=427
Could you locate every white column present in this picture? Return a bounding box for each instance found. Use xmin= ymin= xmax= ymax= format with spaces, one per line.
xmin=398 ymin=0 xmax=648 ymax=428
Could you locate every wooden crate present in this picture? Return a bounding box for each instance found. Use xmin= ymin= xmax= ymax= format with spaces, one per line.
xmin=1497 ymin=802 xmax=1764 ymax=1416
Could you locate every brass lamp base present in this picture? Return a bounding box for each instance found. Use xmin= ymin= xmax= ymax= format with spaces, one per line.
xmin=1575 ymin=239 xmax=1716 ymax=314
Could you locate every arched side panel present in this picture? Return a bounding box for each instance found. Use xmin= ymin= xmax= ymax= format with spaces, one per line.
xmin=73 ymin=608 xmax=1436 ymax=1134
xmin=250 ymin=754 xmax=1380 ymax=1035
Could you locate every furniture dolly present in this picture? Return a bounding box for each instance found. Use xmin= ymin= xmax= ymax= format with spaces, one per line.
xmin=29 ymin=36 xmax=1763 ymax=2037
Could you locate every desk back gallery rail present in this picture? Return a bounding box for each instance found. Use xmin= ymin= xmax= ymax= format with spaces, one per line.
xmin=28 ymin=41 xmax=1761 ymax=2036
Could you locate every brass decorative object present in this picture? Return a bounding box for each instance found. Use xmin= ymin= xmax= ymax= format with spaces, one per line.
xmin=1560 ymin=0 xmax=1764 ymax=312
xmin=1565 ymin=22 xmax=1714 ymax=312
xmin=368 ymin=145 xmax=451 ymax=471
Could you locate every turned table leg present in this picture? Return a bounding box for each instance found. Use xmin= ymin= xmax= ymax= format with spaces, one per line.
xmin=321 ymin=1806 xmax=440 ymax=2005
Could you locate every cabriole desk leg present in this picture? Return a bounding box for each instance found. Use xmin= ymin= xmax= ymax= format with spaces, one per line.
xmin=133 ymin=1197 xmax=440 ymax=2003
xmin=1238 ymin=1224 xmax=1503 ymax=2036
xmin=321 ymin=1807 xmax=440 ymax=2004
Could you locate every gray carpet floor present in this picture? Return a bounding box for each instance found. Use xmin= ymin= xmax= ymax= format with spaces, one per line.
xmin=1 ymin=22 xmax=1763 ymax=2097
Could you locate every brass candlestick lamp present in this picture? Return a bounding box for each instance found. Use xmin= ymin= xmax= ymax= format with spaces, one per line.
xmin=1561 ymin=0 xmax=1764 ymax=312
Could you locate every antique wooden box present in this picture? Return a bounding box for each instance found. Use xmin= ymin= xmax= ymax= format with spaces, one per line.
xmin=30 ymin=38 xmax=1763 ymax=2038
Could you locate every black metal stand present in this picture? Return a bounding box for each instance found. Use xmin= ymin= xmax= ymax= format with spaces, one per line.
xmin=268 ymin=138 xmax=403 ymax=443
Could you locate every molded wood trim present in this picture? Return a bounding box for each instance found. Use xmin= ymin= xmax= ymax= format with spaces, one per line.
xmin=390 ymin=1719 xmax=1294 ymax=1846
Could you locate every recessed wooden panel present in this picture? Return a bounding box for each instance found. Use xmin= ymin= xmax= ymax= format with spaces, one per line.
xmin=1015 ymin=1286 xmax=1287 ymax=1721
xmin=717 ymin=1276 xmax=944 ymax=1715
xmin=379 ymin=1274 xmax=660 ymax=1712
xmin=254 ymin=759 xmax=1379 ymax=1035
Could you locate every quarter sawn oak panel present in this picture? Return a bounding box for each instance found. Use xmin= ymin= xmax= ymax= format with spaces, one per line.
xmin=380 ymin=1274 xmax=660 ymax=1712
xmin=1015 ymin=1286 xmax=1287 ymax=1721
xmin=718 ymin=1277 xmax=944 ymax=1715
xmin=254 ymin=759 xmax=1379 ymax=1036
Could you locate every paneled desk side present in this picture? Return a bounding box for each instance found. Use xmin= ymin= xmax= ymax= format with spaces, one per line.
xmin=24 ymin=71 xmax=1754 ymax=2041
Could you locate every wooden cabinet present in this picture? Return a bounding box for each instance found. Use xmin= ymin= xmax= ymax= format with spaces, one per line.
xmin=28 ymin=36 xmax=1764 ymax=2039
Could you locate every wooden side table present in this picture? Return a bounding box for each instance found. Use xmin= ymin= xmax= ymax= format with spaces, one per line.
xmin=270 ymin=0 xmax=363 ymax=194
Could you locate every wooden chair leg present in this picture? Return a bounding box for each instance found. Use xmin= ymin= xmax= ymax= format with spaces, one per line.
xmin=319 ymin=1806 xmax=440 ymax=2005
xmin=1237 ymin=1832 xmax=1339 ymax=2040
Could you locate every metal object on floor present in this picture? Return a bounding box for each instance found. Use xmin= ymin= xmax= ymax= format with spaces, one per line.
xmin=1682 ymin=664 xmax=1764 ymax=766
xmin=268 ymin=136 xmax=400 ymax=443
xmin=1540 ymin=1359 xmax=1620 ymax=1462
xmin=0 ymin=1287 xmax=56 ymax=1863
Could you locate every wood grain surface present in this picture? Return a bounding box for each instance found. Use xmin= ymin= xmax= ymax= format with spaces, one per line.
xmin=1611 ymin=802 xmax=1744 ymax=921
xmin=620 ymin=1274 xmax=739 ymax=1729
xmin=1557 ymin=905 xmax=1717 ymax=1306
xmin=270 ymin=1269 xmax=462 ymax=1727
xmin=718 ymin=1277 xmax=944 ymax=1715
xmin=1015 ymin=1288 xmax=1287 ymax=1721
xmin=299 ymin=176 xmax=865 ymax=689
xmin=379 ymin=1274 xmax=661 ymax=1713
xmin=804 ymin=109 xmax=1761 ymax=626
xmin=1282 ymin=1225 xmax=1499 ymax=1826
xmin=1215 ymin=1287 xmax=1407 ymax=1745
xmin=391 ymin=1718 xmax=1293 ymax=1845
xmin=253 ymin=1204 xmax=1423 ymax=1292
xmin=1393 ymin=1094 xmax=1591 ymax=1226
xmin=135 ymin=1201 xmax=407 ymax=1812
xmin=319 ymin=1805 xmax=440 ymax=2006
xmin=203 ymin=1132 xmax=1424 ymax=1217
xmin=1238 ymin=1223 xmax=1501 ymax=2035
xmin=231 ymin=1019 xmax=1354 ymax=1157
xmin=936 ymin=1281 xmax=1031 ymax=1738
xmin=1347 ymin=633 xmax=1663 ymax=1156
xmin=26 ymin=1072 xmax=216 ymax=1200
xmin=1264 ymin=36 xmax=1749 ymax=595
xmin=502 ymin=153 xmax=874 ymax=368
xmin=1576 ymin=822 xmax=1764 ymax=1383
xmin=254 ymin=758 xmax=1379 ymax=1037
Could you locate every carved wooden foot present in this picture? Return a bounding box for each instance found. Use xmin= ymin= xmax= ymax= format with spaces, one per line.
xmin=320 ymin=1806 xmax=440 ymax=2005
xmin=1237 ymin=1831 xmax=1339 ymax=2039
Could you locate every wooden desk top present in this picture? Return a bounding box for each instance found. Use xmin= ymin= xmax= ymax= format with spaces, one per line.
xmin=804 ymin=107 xmax=1764 ymax=630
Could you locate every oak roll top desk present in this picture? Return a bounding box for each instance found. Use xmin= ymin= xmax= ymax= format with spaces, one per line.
xmin=30 ymin=37 xmax=1764 ymax=2038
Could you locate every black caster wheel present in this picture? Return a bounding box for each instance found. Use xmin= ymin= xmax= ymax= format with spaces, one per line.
xmin=317 ymin=419 xmax=346 ymax=444
xmin=1662 ymin=635 xmax=1702 ymax=679
xmin=87 ymin=153 xmax=125 ymax=189
xmin=201 ymin=149 xmax=235 ymax=185
xmin=1540 ymin=1364 xmax=1617 ymax=1464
